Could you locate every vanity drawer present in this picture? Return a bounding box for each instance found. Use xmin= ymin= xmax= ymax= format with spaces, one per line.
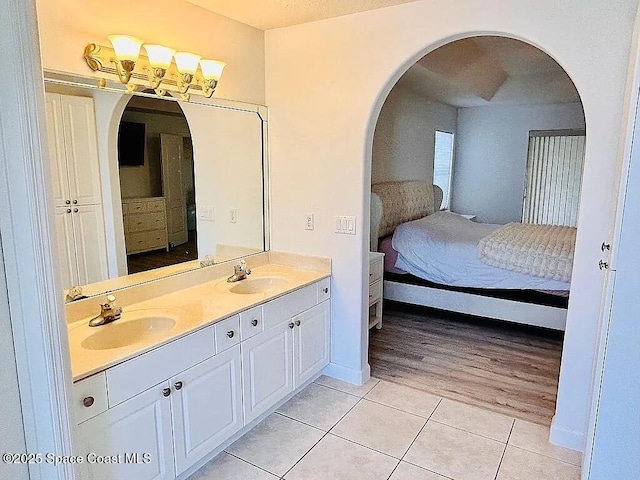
xmin=215 ymin=315 xmax=241 ymax=353
xmin=106 ymin=326 xmax=215 ymax=407
xmin=128 ymin=212 xmax=166 ymax=233
xmin=146 ymin=199 xmax=165 ymax=212
xmin=73 ymin=372 xmax=108 ymax=424
xmin=369 ymin=279 xmax=383 ymax=306
xmin=317 ymin=277 xmax=331 ymax=303
xmin=240 ymin=306 xmax=263 ymax=341
xmin=263 ymin=284 xmax=317 ymax=331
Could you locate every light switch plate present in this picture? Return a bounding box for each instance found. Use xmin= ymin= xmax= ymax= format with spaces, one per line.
xmin=305 ymin=213 xmax=315 ymax=230
xmin=198 ymin=205 xmax=214 ymax=221
xmin=335 ymin=215 xmax=356 ymax=235
xmin=230 ymin=208 xmax=237 ymax=223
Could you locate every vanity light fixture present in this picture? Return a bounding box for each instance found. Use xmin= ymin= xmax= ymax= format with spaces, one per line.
xmin=83 ymin=36 xmax=226 ymax=100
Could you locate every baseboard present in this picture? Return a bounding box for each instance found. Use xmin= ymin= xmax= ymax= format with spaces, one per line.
xmin=322 ymin=362 xmax=370 ymax=385
xmin=550 ymin=415 xmax=585 ymax=452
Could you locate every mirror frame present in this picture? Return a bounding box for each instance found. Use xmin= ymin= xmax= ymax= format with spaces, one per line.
xmin=43 ymin=70 xmax=270 ymax=301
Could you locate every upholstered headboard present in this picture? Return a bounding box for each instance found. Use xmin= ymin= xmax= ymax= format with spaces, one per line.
xmin=370 ymin=181 xmax=443 ymax=251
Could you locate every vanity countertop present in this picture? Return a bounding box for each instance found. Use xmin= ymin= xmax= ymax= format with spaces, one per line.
xmin=67 ymin=263 xmax=330 ymax=382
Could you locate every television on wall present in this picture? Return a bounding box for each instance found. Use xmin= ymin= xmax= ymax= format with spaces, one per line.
xmin=118 ymin=121 xmax=146 ymax=166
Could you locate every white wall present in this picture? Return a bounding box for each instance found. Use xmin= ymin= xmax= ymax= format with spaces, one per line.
xmin=265 ymin=0 xmax=638 ymax=449
xmin=372 ymin=86 xmax=457 ymax=184
xmin=35 ymin=0 xmax=265 ymax=105
xmin=453 ymin=102 xmax=585 ymax=224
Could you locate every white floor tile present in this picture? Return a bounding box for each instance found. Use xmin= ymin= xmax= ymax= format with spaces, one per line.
xmin=225 ymin=413 xmax=324 ymax=477
xmin=314 ymin=375 xmax=379 ymax=397
xmin=389 ymin=461 xmax=450 ymax=480
xmin=331 ymin=399 xmax=426 ymax=458
xmin=508 ymin=419 xmax=582 ymax=466
xmin=430 ymin=399 xmax=514 ymax=442
xmin=404 ymin=421 xmax=504 ymax=480
xmin=277 ymin=383 xmax=360 ymax=430
xmin=284 ymin=434 xmax=398 ymax=480
xmin=497 ymin=445 xmax=581 ymax=480
xmin=365 ymin=380 xmax=441 ymax=418
xmin=187 ymin=452 xmax=278 ymax=480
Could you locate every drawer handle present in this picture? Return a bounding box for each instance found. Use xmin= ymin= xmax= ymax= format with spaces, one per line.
xmin=174 ymin=381 xmax=183 ymax=391
xmin=162 ymin=387 xmax=171 ymax=397
xmin=322 ymin=287 xmax=329 ymax=294
xmin=83 ymin=396 xmax=94 ymax=408
xmin=251 ymin=319 xmax=258 ymax=327
xmin=227 ymin=330 xmax=235 ymax=338
xmin=288 ymin=322 xmax=295 ymax=329
xmin=295 ymin=320 xmax=301 ymax=327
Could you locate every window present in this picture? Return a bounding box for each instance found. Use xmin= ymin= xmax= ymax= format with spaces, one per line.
xmin=522 ymin=130 xmax=586 ymax=227
xmin=433 ymin=131 xmax=455 ymax=209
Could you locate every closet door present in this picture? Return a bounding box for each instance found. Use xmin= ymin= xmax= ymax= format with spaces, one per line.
xmin=45 ymin=93 xmax=71 ymax=207
xmin=160 ymin=134 xmax=188 ymax=247
xmin=53 ymin=206 xmax=77 ymax=289
xmin=60 ymin=95 xmax=102 ymax=206
xmin=72 ymin=204 xmax=109 ymax=285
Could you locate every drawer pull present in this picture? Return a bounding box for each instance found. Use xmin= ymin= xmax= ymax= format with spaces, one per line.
xmin=73 ymin=208 xmax=78 ymax=213
xmin=251 ymin=319 xmax=258 ymax=327
xmin=174 ymin=381 xmax=183 ymax=391
xmin=227 ymin=330 xmax=235 ymax=338
xmin=288 ymin=322 xmax=295 ymax=329
xmin=322 ymin=287 xmax=329 ymax=294
xmin=162 ymin=387 xmax=171 ymax=397
xmin=295 ymin=320 xmax=301 ymax=327
xmin=83 ymin=396 xmax=95 ymax=408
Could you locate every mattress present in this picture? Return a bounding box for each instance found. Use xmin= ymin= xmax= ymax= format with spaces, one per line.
xmin=391 ymin=212 xmax=571 ymax=291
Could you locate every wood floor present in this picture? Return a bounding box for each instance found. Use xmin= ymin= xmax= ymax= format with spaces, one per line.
xmin=127 ymin=230 xmax=198 ymax=274
xmin=369 ymin=302 xmax=564 ymax=426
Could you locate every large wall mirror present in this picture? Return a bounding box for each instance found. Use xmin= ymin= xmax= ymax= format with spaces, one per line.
xmin=44 ymin=72 xmax=268 ymax=301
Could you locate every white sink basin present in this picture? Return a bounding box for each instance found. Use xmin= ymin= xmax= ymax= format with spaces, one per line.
xmin=82 ymin=314 xmax=177 ymax=350
xmin=229 ymin=277 xmax=287 ymax=294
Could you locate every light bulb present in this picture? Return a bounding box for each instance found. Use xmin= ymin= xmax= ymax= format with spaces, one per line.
xmin=144 ymin=44 xmax=175 ymax=69
xmin=200 ymin=59 xmax=226 ymax=81
xmin=108 ymin=35 xmax=143 ymax=62
xmin=174 ymin=52 xmax=202 ymax=75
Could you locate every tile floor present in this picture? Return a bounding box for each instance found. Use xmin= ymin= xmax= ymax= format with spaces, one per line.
xmin=188 ymin=377 xmax=582 ymax=480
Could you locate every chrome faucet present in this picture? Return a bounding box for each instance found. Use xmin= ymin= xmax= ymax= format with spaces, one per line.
xmin=227 ymin=260 xmax=251 ymax=283
xmin=89 ymin=294 xmax=123 ymax=327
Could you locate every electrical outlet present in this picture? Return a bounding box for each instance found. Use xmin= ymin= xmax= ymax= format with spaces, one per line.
xmin=335 ymin=215 xmax=356 ymax=235
xmin=305 ymin=213 xmax=315 ymax=230
xmin=230 ymin=208 xmax=237 ymax=223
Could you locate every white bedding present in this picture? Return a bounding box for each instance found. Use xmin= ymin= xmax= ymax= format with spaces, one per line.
xmin=392 ymin=212 xmax=571 ymax=291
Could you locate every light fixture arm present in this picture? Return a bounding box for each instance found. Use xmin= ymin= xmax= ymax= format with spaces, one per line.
xmin=201 ymin=78 xmax=219 ymax=98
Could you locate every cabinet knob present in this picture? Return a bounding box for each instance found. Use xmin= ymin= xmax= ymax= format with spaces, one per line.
xmin=73 ymin=208 xmax=78 ymax=213
xmin=73 ymin=200 xmax=78 ymax=204
xmin=162 ymin=387 xmax=171 ymax=397
xmin=288 ymin=322 xmax=295 ymax=329
xmin=295 ymin=320 xmax=301 ymax=327
xmin=66 ymin=209 xmax=72 ymax=214
xmin=322 ymin=287 xmax=329 ymax=294
xmin=251 ymin=319 xmax=258 ymax=327
xmin=174 ymin=381 xmax=183 ymax=390
xmin=65 ymin=200 xmax=71 ymax=205
xmin=83 ymin=396 xmax=94 ymax=408
xmin=227 ymin=330 xmax=235 ymax=338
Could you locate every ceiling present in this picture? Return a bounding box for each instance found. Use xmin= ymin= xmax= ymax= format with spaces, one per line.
xmin=186 ymin=0 xmax=423 ymax=30
xmin=396 ymin=37 xmax=581 ymax=107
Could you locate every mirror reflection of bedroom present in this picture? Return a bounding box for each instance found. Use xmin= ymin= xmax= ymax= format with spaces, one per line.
xmin=368 ymin=36 xmax=585 ymax=426
xmin=118 ymin=96 xmax=197 ymax=274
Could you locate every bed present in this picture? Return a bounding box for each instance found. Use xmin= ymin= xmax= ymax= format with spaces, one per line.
xmin=370 ymin=181 xmax=571 ymax=330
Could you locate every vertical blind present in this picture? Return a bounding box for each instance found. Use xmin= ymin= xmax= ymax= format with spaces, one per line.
xmin=522 ymin=131 xmax=586 ymax=227
xmin=434 ymin=131 xmax=455 ymax=210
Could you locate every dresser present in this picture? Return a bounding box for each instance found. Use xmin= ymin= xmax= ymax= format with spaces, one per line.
xmin=122 ymin=197 xmax=168 ymax=254
xmin=368 ymin=252 xmax=384 ymax=329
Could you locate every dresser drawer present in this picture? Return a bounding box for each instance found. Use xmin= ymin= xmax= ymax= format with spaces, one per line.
xmin=125 ymin=231 xmax=166 ymax=252
xmin=215 ymin=314 xmax=241 ymax=352
xmin=369 ymin=279 xmax=383 ymax=306
xmin=128 ymin=211 xmax=166 ymax=233
xmin=146 ymin=199 xmax=165 ymax=212
xmin=240 ymin=306 xmax=263 ymax=341
xmin=126 ymin=201 xmax=146 ymax=213
xmin=369 ymin=258 xmax=383 ymax=285
xmin=73 ymin=372 xmax=108 ymax=424
xmin=317 ymin=277 xmax=331 ymax=303
xmin=106 ymin=326 xmax=215 ymax=406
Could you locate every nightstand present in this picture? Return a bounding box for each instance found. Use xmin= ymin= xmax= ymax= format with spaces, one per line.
xmin=368 ymin=252 xmax=384 ymax=329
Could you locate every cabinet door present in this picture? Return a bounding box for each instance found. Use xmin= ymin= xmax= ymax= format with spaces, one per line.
xmin=76 ymin=383 xmax=174 ymax=480
xmin=72 ymin=204 xmax=109 ymax=285
xmin=60 ymin=94 xmax=102 ymax=205
xmin=293 ymin=300 xmax=330 ymax=388
xmin=53 ymin=206 xmax=77 ymax=289
xmin=45 ymin=93 xmax=71 ymax=207
xmin=241 ymin=320 xmax=294 ymax=424
xmin=171 ymin=345 xmax=242 ymax=475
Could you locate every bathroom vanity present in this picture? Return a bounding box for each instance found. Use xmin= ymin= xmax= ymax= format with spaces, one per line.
xmin=66 ymin=254 xmax=331 ymax=480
